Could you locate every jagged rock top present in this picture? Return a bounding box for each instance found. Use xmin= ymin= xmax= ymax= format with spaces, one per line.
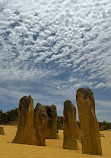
xmin=44 ymin=105 xmax=57 ymax=117
xmin=35 ymin=102 xmax=47 ymax=117
xmin=19 ymin=95 xmax=32 ymax=112
xmin=64 ymin=100 xmax=76 ymax=112
xmin=45 ymin=105 xmax=56 ymax=110
xmin=76 ymin=88 xmax=93 ymax=100
xmin=35 ymin=102 xmax=43 ymax=111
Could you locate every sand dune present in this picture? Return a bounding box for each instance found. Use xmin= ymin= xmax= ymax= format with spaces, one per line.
xmin=0 ymin=125 xmax=111 ymax=158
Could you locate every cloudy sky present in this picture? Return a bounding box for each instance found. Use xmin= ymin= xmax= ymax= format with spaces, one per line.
xmin=0 ymin=0 xmax=111 ymax=121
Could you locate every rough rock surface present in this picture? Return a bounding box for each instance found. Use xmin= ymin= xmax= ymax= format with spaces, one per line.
xmin=63 ymin=100 xmax=78 ymax=150
xmin=34 ymin=103 xmax=47 ymax=146
xmin=0 ymin=127 xmax=5 ymax=135
xmin=45 ymin=105 xmax=58 ymax=139
xmin=12 ymin=96 xmax=37 ymax=145
xmin=76 ymin=88 xmax=102 ymax=155
xmin=76 ymin=124 xmax=81 ymax=141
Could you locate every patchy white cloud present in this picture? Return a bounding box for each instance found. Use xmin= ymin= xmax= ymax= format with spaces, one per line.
xmin=96 ymin=100 xmax=111 ymax=108
xmin=95 ymin=100 xmax=111 ymax=121
xmin=0 ymin=0 xmax=111 ymax=120
xmin=0 ymin=0 xmax=111 ymax=89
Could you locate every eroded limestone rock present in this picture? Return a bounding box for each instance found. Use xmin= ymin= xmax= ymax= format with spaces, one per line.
xmin=63 ymin=100 xmax=78 ymax=150
xmin=12 ymin=96 xmax=37 ymax=145
xmin=45 ymin=105 xmax=58 ymax=139
xmin=76 ymin=88 xmax=102 ymax=155
xmin=76 ymin=123 xmax=81 ymax=141
xmin=34 ymin=103 xmax=47 ymax=146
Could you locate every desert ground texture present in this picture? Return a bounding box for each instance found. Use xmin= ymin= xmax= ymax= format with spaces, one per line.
xmin=0 ymin=125 xmax=111 ymax=158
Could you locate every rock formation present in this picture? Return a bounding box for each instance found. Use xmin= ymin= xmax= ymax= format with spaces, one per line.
xmin=63 ymin=100 xmax=78 ymax=150
xmin=76 ymin=123 xmax=81 ymax=141
xmin=45 ymin=105 xmax=58 ymax=139
xmin=12 ymin=96 xmax=37 ymax=145
xmin=0 ymin=127 xmax=5 ymax=135
xmin=76 ymin=88 xmax=102 ymax=155
xmin=34 ymin=103 xmax=47 ymax=146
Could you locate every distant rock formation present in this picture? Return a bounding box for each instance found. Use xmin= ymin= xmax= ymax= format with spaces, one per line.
xmin=45 ymin=105 xmax=58 ymax=139
xmin=0 ymin=127 xmax=5 ymax=135
xmin=34 ymin=103 xmax=47 ymax=146
xmin=63 ymin=100 xmax=78 ymax=150
xmin=76 ymin=88 xmax=102 ymax=155
xmin=12 ymin=96 xmax=37 ymax=145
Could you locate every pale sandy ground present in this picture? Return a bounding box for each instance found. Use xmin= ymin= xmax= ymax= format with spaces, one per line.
xmin=0 ymin=125 xmax=111 ymax=158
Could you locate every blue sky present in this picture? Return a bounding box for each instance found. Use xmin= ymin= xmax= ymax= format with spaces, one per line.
xmin=0 ymin=0 xmax=111 ymax=121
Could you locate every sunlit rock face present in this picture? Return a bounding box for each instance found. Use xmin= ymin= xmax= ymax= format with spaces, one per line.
xmin=76 ymin=88 xmax=102 ymax=156
xmin=45 ymin=105 xmax=58 ymax=139
xmin=63 ymin=100 xmax=78 ymax=150
xmin=12 ymin=96 xmax=37 ymax=145
xmin=34 ymin=102 xmax=47 ymax=146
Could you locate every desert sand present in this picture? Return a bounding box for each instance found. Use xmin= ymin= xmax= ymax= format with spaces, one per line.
xmin=0 ymin=125 xmax=111 ymax=158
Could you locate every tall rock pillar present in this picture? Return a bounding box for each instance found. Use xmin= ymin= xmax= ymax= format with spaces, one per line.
xmin=76 ymin=88 xmax=102 ymax=155
xmin=13 ymin=96 xmax=37 ymax=145
xmin=63 ymin=100 xmax=78 ymax=150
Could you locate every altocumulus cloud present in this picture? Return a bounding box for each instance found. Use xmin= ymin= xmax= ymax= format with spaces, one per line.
xmin=0 ymin=0 xmax=111 ymax=120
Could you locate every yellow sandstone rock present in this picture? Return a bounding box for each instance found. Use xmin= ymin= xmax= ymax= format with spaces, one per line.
xmin=76 ymin=88 xmax=102 ymax=155
xmin=34 ymin=103 xmax=47 ymax=146
xmin=63 ymin=100 xmax=78 ymax=150
xmin=45 ymin=105 xmax=58 ymax=139
xmin=12 ymin=96 xmax=37 ymax=145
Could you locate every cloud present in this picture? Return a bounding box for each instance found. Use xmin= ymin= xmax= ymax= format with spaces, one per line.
xmin=0 ymin=0 xmax=111 ymax=120
xmin=0 ymin=79 xmax=77 ymax=115
xmin=96 ymin=100 xmax=111 ymax=108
